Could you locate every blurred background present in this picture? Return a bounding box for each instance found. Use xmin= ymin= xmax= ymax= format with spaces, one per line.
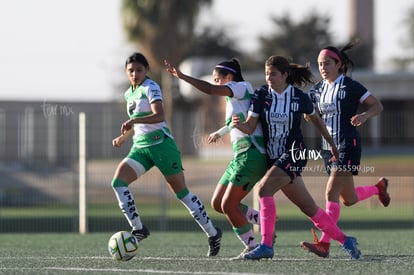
xmin=0 ymin=0 xmax=413 ymax=233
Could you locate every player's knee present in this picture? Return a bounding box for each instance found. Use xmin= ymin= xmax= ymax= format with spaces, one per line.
xmin=221 ymin=200 xmax=237 ymax=215
xmin=211 ymin=197 xmax=223 ymax=213
xmin=122 ymin=158 xmax=145 ymax=178
xmin=111 ymin=178 xmax=129 ymax=188
xmin=340 ymin=195 xmax=358 ymax=206
xmin=342 ymin=199 xmax=357 ymax=207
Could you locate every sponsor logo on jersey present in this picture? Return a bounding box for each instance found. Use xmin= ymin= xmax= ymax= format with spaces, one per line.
xmin=290 ymin=102 xmax=299 ymax=112
xmin=338 ymin=88 xmax=346 ymax=99
xmin=319 ymin=102 xmax=337 ymax=116
xmin=269 ymin=112 xmax=288 ymax=124
xmin=127 ymin=101 xmax=137 ymax=115
xmin=151 ymin=89 xmax=161 ymax=97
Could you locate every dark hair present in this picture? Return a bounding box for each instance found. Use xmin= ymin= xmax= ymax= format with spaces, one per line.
xmin=125 ymin=52 xmax=149 ymax=68
xmin=321 ymin=39 xmax=359 ymax=75
xmin=214 ymin=58 xmax=244 ymax=82
xmin=265 ymin=55 xmax=314 ymax=87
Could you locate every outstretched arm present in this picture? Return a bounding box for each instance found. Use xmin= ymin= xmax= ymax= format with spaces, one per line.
xmin=164 ymin=60 xmax=232 ymax=96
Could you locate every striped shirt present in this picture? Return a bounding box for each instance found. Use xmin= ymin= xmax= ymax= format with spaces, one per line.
xmin=124 ymin=77 xmax=172 ymax=147
xmin=224 ymin=81 xmax=265 ymax=155
xmin=249 ymin=84 xmax=314 ymax=160
xmin=310 ymin=75 xmax=370 ymax=150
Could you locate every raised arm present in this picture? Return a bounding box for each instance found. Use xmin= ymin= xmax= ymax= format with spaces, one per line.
xmin=164 ymin=60 xmax=232 ymax=96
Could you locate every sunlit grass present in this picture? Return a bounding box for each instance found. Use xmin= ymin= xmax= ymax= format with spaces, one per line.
xmin=0 ymin=230 xmax=413 ymax=275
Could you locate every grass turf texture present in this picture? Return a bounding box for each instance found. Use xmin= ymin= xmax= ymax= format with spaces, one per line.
xmin=1 ymin=204 xmax=412 ymax=233
xmin=0 ymin=230 xmax=413 ymax=275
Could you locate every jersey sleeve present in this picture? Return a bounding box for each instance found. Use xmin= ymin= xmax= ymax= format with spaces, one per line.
xmin=347 ymin=78 xmax=370 ymax=104
xmin=249 ymin=86 xmax=265 ymax=116
xmin=302 ymin=92 xmax=315 ymax=115
xmin=146 ymin=80 xmax=163 ymax=103
xmin=225 ymin=82 xmax=245 ymax=99
xmin=309 ymin=81 xmax=322 ymax=105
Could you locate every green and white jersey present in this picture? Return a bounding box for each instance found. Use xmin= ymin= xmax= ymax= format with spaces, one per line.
xmin=124 ymin=77 xmax=173 ymax=148
xmin=224 ymin=81 xmax=265 ymax=156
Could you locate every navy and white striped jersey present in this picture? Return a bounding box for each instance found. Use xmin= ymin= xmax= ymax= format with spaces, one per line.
xmin=309 ymin=75 xmax=370 ymax=150
xmin=249 ymin=84 xmax=314 ymax=160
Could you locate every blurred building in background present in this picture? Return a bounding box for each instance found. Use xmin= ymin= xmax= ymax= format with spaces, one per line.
xmin=1 ymin=71 xmax=414 ymax=166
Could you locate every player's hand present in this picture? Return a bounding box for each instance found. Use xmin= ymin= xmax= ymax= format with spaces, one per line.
xmin=164 ymin=60 xmax=182 ymax=79
xmin=231 ymin=115 xmax=241 ymax=128
xmin=121 ymin=119 xmax=133 ymax=135
xmin=328 ymin=146 xmax=339 ymax=162
xmin=112 ymin=136 xmax=125 ymax=148
xmin=208 ymin=132 xmax=220 ymax=143
xmin=350 ymin=113 xmax=367 ymax=127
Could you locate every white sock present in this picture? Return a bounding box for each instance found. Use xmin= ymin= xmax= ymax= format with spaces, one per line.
xmin=245 ymin=207 xmax=260 ymax=225
xmin=179 ymin=192 xmax=217 ymax=237
xmin=237 ymin=230 xmax=258 ymax=248
xmin=112 ymin=186 xmax=143 ymax=230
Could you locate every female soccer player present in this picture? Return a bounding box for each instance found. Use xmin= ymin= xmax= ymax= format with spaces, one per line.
xmin=232 ymin=55 xmax=361 ymax=260
xmin=111 ymin=52 xmax=222 ymax=257
xmin=300 ymin=42 xmax=389 ymax=258
xmin=165 ymin=58 xmax=267 ymax=259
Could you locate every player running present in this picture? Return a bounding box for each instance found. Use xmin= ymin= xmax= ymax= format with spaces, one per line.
xmin=232 ymin=55 xmax=361 ymax=260
xmin=165 ymin=58 xmax=267 ymax=259
xmin=300 ymin=41 xmax=389 ymax=258
xmin=111 ymin=52 xmax=222 ymax=257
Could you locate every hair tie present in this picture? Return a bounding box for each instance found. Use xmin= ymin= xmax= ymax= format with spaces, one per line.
xmin=215 ymin=65 xmax=237 ymax=74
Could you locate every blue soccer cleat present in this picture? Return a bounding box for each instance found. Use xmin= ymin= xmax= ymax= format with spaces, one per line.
xmin=342 ymin=236 xmax=361 ymax=260
xmin=242 ymin=243 xmax=274 ymax=260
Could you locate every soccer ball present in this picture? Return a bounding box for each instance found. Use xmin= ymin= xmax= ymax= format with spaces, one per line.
xmin=108 ymin=231 xmax=139 ymax=261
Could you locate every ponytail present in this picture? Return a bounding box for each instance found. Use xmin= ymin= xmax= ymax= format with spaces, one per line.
xmin=265 ymin=55 xmax=314 ymax=87
xmin=320 ymin=39 xmax=359 ymax=75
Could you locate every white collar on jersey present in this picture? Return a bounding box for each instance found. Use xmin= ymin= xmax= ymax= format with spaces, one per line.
xmin=269 ymin=84 xmax=292 ymax=96
xmin=324 ymin=74 xmax=344 ymax=87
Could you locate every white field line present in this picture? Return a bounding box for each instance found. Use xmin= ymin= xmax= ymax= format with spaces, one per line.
xmin=0 ymin=255 xmax=319 ymax=261
xmin=0 ymin=267 xmax=261 ymax=275
xmin=0 ymin=256 xmax=369 ymax=275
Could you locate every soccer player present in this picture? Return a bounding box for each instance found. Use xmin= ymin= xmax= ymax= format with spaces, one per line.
xmin=300 ymin=41 xmax=389 ymax=258
xmin=165 ymin=58 xmax=267 ymax=259
xmin=232 ymin=55 xmax=361 ymax=260
xmin=111 ymin=52 xmax=222 ymax=257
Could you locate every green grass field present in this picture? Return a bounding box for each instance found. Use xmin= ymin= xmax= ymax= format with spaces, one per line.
xmin=1 ymin=155 xmax=413 ymax=274
xmin=0 ymin=229 xmax=413 ymax=275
